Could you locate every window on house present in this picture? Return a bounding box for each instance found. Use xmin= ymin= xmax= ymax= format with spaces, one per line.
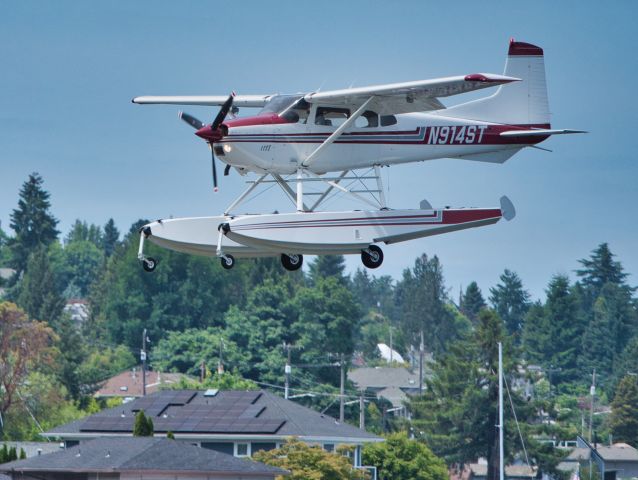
xmin=323 ymin=443 xmax=335 ymax=453
xmin=235 ymin=442 xmax=250 ymax=457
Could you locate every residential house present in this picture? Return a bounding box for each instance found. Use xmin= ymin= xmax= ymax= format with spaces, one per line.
xmin=466 ymin=463 xmax=536 ymax=480
xmin=557 ymin=437 xmax=638 ymax=480
xmin=44 ymin=389 xmax=383 ymax=467
xmin=0 ymin=442 xmax=61 ymax=458
xmin=95 ymin=368 xmax=190 ymax=402
xmin=348 ymin=366 xmax=424 ymax=416
xmin=0 ymin=437 xmax=287 ymax=480
xmin=63 ymin=298 xmax=89 ymax=327
xmin=0 ymin=268 xmax=15 ymax=298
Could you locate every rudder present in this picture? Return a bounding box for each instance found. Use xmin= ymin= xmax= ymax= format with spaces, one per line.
xmin=443 ymin=39 xmax=550 ymax=126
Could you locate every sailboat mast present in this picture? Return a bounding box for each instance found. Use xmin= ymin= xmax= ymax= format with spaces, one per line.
xmin=498 ymin=341 xmax=504 ymax=480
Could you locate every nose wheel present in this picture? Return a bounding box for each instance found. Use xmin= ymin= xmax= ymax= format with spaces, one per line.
xmin=281 ymin=254 xmax=303 ymax=271
xmin=361 ymin=245 xmax=383 ymax=269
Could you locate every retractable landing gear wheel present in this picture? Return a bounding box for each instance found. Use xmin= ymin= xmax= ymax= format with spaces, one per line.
xmin=361 ymin=245 xmax=383 ymax=269
xmin=281 ymin=253 xmax=303 ymax=271
xmin=220 ymin=254 xmax=235 ymax=270
xmin=142 ymin=257 xmax=157 ymax=272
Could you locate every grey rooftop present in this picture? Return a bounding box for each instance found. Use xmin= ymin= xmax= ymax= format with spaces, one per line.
xmin=0 ymin=437 xmax=287 ymax=476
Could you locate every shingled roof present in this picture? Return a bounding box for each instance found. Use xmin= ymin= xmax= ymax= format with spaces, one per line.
xmin=0 ymin=437 xmax=287 ymax=477
xmin=45 ymin=389 xmax=382 ymax=443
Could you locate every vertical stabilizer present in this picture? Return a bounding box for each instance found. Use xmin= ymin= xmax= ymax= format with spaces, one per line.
xmin=444 ymin=40 xmax=550 ymax=126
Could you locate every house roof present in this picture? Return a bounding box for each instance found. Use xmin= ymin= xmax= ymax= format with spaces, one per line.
xmin=0 ymin=268 xmax=15 ymax=280
xmin=469 ymin=464 xmax=536 ymax=478
xmin=45 ymin=389 xmax=383 ymax=443
xmin=0 ymin=437 xmax=287 ymax=476
xmin=95 ymin=368 xmax=190 ymax=398
xmin=348 ymin=367 xmax=421 ymax=389
xmin=596 ymin=443 xmax=638 ymax=462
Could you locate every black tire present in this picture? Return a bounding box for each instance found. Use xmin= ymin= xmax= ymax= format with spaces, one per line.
xmin=281 ymin=253 xmax=303 ymax=271
xmin=220 ymin=254 xmax=235 ymax=270
xmin=361 ymin=245 xmax=383 ymax=269
xmin=142 ymin=257 xmax=157 ymax=272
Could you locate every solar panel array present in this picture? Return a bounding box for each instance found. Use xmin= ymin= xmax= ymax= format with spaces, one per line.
xmin=80 ymin=390 xmax=284 ymax=434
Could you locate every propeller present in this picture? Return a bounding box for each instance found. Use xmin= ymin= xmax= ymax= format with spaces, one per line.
xmin=178 ymin=93 xmax=235 ymax=192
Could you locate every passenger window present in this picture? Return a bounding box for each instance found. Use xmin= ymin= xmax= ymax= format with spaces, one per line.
xmin=380 ymin=115 xmax=397 ymax=127
xmin=355 ymin=111 xmax=379 ymax=128
xmin=315 ymin=107 xmax=350 ymax=127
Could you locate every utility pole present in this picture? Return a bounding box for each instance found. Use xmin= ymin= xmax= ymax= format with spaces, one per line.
xmin=498 ymin=342 xmax=504 ymax=480
xmin=284 ymin=342 xmax=293 ymax=400
xmin=217 ymin=337 xmax=225 ymax=374
xmin=359 ymin=391 xmax=365 ymax=429
xmin=141 ymin=329 xmax=148 ymax=396
xmin=200 ymin=361 xmax=206 ymax=382
xmin=589 ymin=368 xmax=596 ymax=443
xmin=339 ymin=353 xmax=345 ymax=422
xmin=419 ymin=331 xmax=424 ymax=393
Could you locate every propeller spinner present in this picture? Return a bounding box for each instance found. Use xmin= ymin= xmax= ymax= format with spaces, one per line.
xmin=179 ymin=92 xmax=235 ymax=192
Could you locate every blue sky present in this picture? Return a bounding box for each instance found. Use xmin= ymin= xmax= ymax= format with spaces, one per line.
xmin=1 ymin=1 xmax=636 ymax=300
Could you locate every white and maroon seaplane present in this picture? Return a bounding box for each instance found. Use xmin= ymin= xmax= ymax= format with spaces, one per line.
xmin=133 ymin=39 xmax=582 ymax=271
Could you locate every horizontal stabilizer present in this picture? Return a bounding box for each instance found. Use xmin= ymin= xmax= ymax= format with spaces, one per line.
xmin=500 ymin=129 xmax=587 ymax=137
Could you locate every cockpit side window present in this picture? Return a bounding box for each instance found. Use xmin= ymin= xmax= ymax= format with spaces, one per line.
xmin=315 ymin=107 xmax=350 ymax=127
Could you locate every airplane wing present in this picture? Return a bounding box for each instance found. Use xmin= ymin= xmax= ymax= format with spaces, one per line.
xmin=303 ymin=73 xmax=520 ymax=114
xmin=131 ymin=95 xmax=273 ymax=108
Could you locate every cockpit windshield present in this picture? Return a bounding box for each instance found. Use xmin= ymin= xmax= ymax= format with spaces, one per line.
xmin=259 ymin=94 xmax=304 ymax=115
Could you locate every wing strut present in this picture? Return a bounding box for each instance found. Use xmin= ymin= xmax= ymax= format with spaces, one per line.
xmin=301 ymin=96 xmax=374 ymax=167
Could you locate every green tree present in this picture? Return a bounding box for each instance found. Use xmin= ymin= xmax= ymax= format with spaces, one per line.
xmin=102 ymin=218 xmax=120 ymax=257
xmin=362 ymin=432 xmax=448 ymax=480
xmin=16 ymin=246 xmax=65 ymax=326
xmin=0 ymin=224 xmax=11 ymax=267
xmin=151 ymin=328 xmax=247 ymax=377
xmin=579 ymin=296 xmax=615 ymax=384
xmin=308 ymin=255 xmax=348 ymax=286
xmin=19 ymin=448 xmax=26 ymax=460
xmin=253 ymin=438 xmax=366 ymax=480
xmin=133 ymin=410 xmax=153 ymax=437
xmin=293 ymin=277 xmax=360 ymax=384
xmin=166 ymin=431 xmax=175 ymax=440
xmin=65 ymin=220 xmax=103 ymax=247
xmin=168 ymin=371 xmax=258 ymax=391
xmin=460 ymin=281 xmax=486 ymax=324
xmin=409 ymin=309 xmax=518 ymax=480
xmin=397 ymin=254 xmax=463 ymax=354
xmin=608 ymin=337 xmax=638 ymax=397
xmin=523 ymin=275 xmax=584 ymax=386
xmin=609 ymin=375 xmax=638 ymax=447
xmin=8 ymin=173 xmax=59 ymax=274
xmin=489 ymin=269 xmax=530 ymax=341
xmin=0 ymin=302 xmax=56 ymax=431
xmin=77 ymin=345 xmax=136 ymax=394
xmin=576 ymin=243 xmax=632 ymax=304
xmin=52 ymin=240 xmax=105 ymax=298
xmin=0 ymin=444 xmax=7 ymax=463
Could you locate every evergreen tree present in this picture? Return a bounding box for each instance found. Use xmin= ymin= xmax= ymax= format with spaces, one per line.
xmin=308 ymin=255 xmax=348 ymax=285
xmin=521 ymin=302 xmax=550 ymax=365
xmin=0 ymin=224 xmax=11 ymax=267
xmin=408 ymin=309 xmax=515 ymax=478
xmin=19 ymin=448 xmax=26 ymax=459
xmin=609 ymin=375 xmax=638 ymax=447
xmin=460 ymin=281 xmax=486 ymax=323
xmin=8 ymin=447 xmax=16 ymax=462
xmin=166 ymin=431 xmax=175 ymax=440
xmin=576 ymin=243 xmax=634 ymax=308
xmin=579 ymin=296 xmax=615 ymax=386
xmin=55 ymin=314 xmax=86 ymax=399
xmin=8 ymin=173 xmax=59 ymax=274
xmin=397 ymin=254 xmax=459 ymax=354
xmin=609 ymin=337 xmax=638 ymax=397
xmin=530 ymin=275 xmax=584 ymax=386
xmin=0 ymin=444 xmax=7 ymax=463
xmin=65 ymin=220 xmax=103 ymax=247
xmin=133 ymin=410 xmax=153 ymax=436
xmin=16 ymin=247 xmax=65 ymax=326
xmin=102 ymin=218 xmax=120 ymax=257
xmin=489 ymin=269 xmax=530 ymax=341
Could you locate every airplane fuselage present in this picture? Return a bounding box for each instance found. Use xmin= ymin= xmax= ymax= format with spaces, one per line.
xmin=217 ymin=111 xmax=549 ymax=174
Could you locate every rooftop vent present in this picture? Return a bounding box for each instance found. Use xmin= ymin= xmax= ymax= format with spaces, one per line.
xmin=204 ymin=389 xmax=219 ymax=397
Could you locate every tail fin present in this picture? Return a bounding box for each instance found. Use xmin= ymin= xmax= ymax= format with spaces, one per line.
xmin=444 ymin=39 xmax=550 ymax=126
